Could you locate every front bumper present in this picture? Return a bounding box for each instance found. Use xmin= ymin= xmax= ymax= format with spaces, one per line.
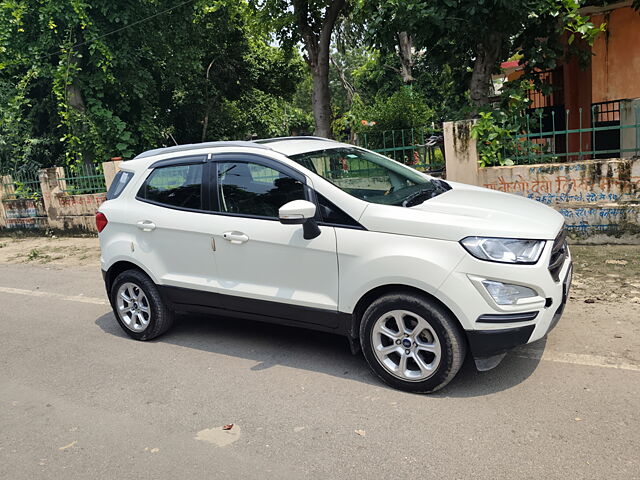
xmin=437 ymin=237 xmax=572 ymax=368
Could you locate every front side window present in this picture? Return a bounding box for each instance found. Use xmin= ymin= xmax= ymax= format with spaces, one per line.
xmin=138 ymin=164 xmax=203 ymax=210
xmin=217 ymin=161 xmax=305 ymax=218
xmin=290 ymin=147 xmax=450 ymax=207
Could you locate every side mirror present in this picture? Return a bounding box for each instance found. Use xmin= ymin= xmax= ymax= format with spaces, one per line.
xmin=278 ymin=200 xmax=321 ymax=240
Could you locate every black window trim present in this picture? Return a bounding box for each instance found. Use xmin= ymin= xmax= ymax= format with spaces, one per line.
xmin=313 ymin=192 xmax=365 ymax=230
xmin=149 ymin=154 xmax=208 ymax=169
xmin=134 ymin=151 xmax=366 ymax=229
xmin=136 ymin=155 xmax=208 ymax=212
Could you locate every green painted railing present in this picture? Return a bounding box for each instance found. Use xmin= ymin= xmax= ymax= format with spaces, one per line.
xmin=508 ymin=102 xmax=640 ymax=164
xmin=354 ymin=126 xmax=445 ymax=173
xmin=58 ymin=165 xmax=106 ymax=194
xmin=0 ymin=170 xmax=42 ymax=200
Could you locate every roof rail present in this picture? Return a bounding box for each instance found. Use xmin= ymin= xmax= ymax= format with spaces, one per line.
xmin=133 ymin=141 xmax=270 ymax=160
xmin=253 ymin=136 xmax=337 ymax=144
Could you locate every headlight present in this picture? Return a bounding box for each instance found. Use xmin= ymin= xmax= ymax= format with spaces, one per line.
xmin=460 ymin=237 xmax=545 ymax=264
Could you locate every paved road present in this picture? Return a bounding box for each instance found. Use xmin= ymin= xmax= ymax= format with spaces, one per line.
xmin=1 ymin=263 xmax=638 ymax=479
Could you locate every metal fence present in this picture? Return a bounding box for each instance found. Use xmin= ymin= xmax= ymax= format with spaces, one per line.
xmin=354 ymin=126 xmax=445 ymax=174
xmin=508 ymin=102 xmax=640 ymax=164
xmin=57 ymin=164 xmax=106 ymax=194
xmin=0 ymin=169 xmax=42 ymax=200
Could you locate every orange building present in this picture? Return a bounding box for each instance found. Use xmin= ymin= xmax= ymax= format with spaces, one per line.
xmin=498 ymin=1 xmax=640 ymax=160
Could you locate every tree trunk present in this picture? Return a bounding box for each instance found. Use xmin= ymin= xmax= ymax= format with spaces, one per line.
xmin=397 ymin=31 xmax=414 ymax=84
xmin=293 ymin=0 xmax=346 ymax=139
xmin=311 ymin=43 xmax=332 ymax=138
xmin=66 ymin=82 xmax=85 ymax=114
xmin=330 ymin=57 xmax=354 ymax=106
xmin=65 ymin=53 xmax=94 ymax=167
xmin=469 ymin=32 xmax=503 ymax=109
xmin=201 ymin=59 xmax=216 ymax=142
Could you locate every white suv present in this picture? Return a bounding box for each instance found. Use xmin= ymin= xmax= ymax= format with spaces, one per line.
xmin=98 ymin=137 xmax=572 ymax=393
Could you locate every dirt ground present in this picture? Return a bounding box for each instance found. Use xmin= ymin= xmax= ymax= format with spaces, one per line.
xmin=0 ymin=233 xmax=638 ymax=306
xmin=0 ymin=234 xmax=100 ymax=269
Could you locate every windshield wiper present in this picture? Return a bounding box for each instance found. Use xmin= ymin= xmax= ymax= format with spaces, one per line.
xmin=401 ymin=189 xmax=435 ymax=207
xmin=400 ymin=180 xmax=450 ymax=207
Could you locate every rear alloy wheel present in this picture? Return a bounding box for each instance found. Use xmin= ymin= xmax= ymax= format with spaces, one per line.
xmin=116 ymin=282 xmax=151 ymax=333
xmin=110 ymin=269 xmax=174 ymax=341
xmin=360 ymin=293 xmax=466 ymax=393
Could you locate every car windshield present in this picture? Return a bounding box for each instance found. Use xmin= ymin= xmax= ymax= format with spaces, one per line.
xmin=289 ymin=147 xmax=450 ymax=206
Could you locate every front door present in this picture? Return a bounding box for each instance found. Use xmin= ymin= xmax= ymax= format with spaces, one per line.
xmin=209 ymin=154 xmax=340 ymax=328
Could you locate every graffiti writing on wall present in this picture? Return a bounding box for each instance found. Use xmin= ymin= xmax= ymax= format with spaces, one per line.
xmin=478 ymin=158 xmax=640 ymax=235
xmin=483 ymin=174 xmax=640 ymax=200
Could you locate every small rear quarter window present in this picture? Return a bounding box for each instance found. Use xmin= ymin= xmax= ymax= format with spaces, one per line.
xmin=106 ymin=171 xmax=133 ymax=200
xmin=137 ymin=164 xmax=203 ymax=210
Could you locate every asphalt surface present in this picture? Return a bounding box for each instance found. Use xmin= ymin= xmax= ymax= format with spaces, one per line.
xmin=1 ymin=263 xmax=638 ymax=479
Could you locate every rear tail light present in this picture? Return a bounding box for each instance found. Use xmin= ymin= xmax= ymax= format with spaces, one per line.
xmin=96 ymin=212 xmax=108 ymax=233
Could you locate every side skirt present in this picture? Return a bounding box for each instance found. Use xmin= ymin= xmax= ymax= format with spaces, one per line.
xmin=158 ymin=285 xmax=353 ymax=337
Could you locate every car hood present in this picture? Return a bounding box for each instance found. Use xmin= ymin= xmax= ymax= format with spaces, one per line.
xmin=358 ymin=182 xmax=564 ymax=242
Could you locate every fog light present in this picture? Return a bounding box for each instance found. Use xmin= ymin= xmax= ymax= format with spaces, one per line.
xmin=482 ymin=280 xmax=538 ymax=305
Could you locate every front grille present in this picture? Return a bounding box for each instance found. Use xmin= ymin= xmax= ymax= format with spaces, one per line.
xmin=548 ymin=228 xmax=567 ymax=282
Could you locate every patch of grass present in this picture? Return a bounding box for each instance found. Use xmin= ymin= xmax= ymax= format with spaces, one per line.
xmin=27 ymin=248 xmax=42 ymax=260
xmin=26 ymin=248 xmax=52 ymax=263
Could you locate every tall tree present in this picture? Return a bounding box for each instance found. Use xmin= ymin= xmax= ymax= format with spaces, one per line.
xmin=257 ymin=0 xmax=349 ymax=138
xmin=361 ymin=0 xmax=604 ymax=110
xmin=293 ymin=0 xmax=347 ymax=137
xmin=360 ymin=0 xmax=423 ymax=85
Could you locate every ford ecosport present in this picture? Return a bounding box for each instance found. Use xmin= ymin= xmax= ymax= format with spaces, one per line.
xmin=98 ymin=137 xmax=572 ymax=393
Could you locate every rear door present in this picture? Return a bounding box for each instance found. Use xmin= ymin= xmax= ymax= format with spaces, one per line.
xmin=132 ymin=156 xmax=220 ymax=290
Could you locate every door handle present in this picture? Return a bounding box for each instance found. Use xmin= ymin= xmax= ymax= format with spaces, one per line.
xmin=222 ymin=231 xmax=249 ymax=244
xmin=136 ymin=220 xmax=156 ymax=232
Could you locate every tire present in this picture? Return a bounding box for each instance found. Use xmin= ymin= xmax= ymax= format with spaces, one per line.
xmin=110 ymin=269 xmax=175 ymax=341
xmin=360 ymin=292 xmax=466 ymax=393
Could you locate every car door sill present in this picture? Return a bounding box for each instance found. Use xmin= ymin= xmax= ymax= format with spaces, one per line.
xmin=158 ymin=285 xmax=350 ymax=335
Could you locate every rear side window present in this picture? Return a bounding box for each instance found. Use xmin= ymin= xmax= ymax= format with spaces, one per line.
xmin=138 ymin=164 xmax=203 ymax=210
xmin=106 ymin=171 xmax=133 ymax=200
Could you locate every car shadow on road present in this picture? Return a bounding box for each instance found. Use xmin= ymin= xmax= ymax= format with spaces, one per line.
xmin=95 ymin=311 xmax=543 ymax=398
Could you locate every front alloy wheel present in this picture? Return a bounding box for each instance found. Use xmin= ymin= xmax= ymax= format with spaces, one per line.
xmin=360 ymin=293 xmax=466 ymax=393
xmin=371 ymin=310 xmax=442 ymax=382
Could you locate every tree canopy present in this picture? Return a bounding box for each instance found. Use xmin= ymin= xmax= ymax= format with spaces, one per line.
xmin=0 ymin=0 xmax=613 ymax=171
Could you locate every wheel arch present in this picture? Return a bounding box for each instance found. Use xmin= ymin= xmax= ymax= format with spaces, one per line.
xmin=104 ymin=259 xmax=156 ymax=294
xmin=350 ymin=284 xmax=466 ymax=341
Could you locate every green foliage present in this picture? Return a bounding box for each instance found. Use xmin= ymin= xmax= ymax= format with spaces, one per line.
xmin=333 ymin=87 xmax=435 ymax=142
xmin=357 ymin=0 xmax=605 ymax=109
xmin=13 ymin=180 xmax=42 ymax=199
xmin=471 ymin=112 xmax=517 ymax=167
xmin=0 ymin=0 xmax=306 ymax=173
xmin=471 ymin=108 xmax=550 ymax=167
xmin=0 ymin=0 xmax=613 ymax=174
